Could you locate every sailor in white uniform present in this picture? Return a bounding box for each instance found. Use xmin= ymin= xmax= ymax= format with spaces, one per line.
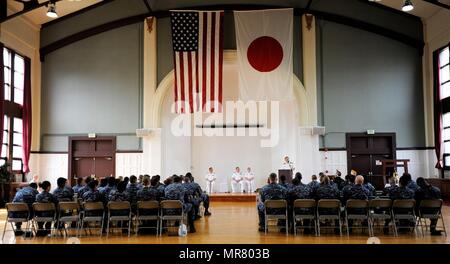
xmin=282 ymin=156 xmax=295 ymax=171
xmin=205 ymin=167 xmax=216 ymax=194
xmin=231 ymin=167 xmax=244 ymax=193
xmin=243 ymin=167 xmax=255 ymax=193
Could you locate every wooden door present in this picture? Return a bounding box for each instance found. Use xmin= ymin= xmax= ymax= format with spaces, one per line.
xmin=69 ymin=137 xmax=116 ymax=185
xmin=346 ymin=133 xmax=396 ymax=190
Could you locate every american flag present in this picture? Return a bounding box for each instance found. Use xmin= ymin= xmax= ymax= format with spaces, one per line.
xmin=170 ymin=11 xmax=224 ymax=113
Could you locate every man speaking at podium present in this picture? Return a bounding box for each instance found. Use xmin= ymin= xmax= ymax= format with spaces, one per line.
xmin=279 ymin=156 xmax=295 ymax=183
xmin=282 ymin=156 xmax=295 ymax=171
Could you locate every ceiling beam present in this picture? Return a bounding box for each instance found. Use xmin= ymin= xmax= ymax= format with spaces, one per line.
xmin=423 ymin=0 xmax=450 ymax=10
xmin=1 ymin=0 xmax=63 ymax=24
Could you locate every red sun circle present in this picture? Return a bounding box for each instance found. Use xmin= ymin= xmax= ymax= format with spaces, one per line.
xmin=247 ymin=36 xmax=283 ymax=72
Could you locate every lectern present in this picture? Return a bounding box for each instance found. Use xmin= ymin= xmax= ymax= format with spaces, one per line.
xmin=381 ymin=159 xmax=410 ymax=186
xmin=278 ymin=169 xmax=293 ymax=183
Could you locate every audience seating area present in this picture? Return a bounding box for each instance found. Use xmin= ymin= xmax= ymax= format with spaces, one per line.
xmin=2 ymin=199 xmax=189 ymax=239
xmin=263 ymin=198 xmax=447 ymax=237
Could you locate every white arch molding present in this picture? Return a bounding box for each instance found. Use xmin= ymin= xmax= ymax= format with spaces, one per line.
xmin=142 ymin=50 xmax=320 ymax=180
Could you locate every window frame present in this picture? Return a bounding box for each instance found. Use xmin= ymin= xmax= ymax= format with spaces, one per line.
xmin=1 ymin=46 xmax=25 ymax=174
xmin=437 ymin=44 xmax=450 ymax=171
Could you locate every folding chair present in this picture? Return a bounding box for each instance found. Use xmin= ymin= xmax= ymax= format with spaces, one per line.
xmin=135 ymin=201 xmax=160 ymax=236
xmin=417 ymin=199 xmax=447 ymax=237
xmin=369 ymin=199 xmax=394 ymax=235
xmin=345 ymin=199 xmax=371 ymax=237
xmin=317 ymin=199 xmax=342 ymax=236
xmin=392 ymin=199 xmax=417 ymax=236
xmin=159 ymin=200 xmax=184 ymax=236
xmin=293 ymin=199 xmax=317 ymax=236
xmin=107 ymin=201 xmax=132 ymax=237
xmin=57 ymin=202 xmax=81 ymax=237
xmin=2 ymin=203 xmax=30 ymax=241
xmin=264 ymin=200 xmax=288 ymax=235
xmin=32 ymin=203 xmax=57 ymax=237
xmin=81 ymin=202 xmax=105 ymax=237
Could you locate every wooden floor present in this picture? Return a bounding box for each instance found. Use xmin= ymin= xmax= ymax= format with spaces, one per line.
xmin=0 ymin=201 xmax=449 ymax=244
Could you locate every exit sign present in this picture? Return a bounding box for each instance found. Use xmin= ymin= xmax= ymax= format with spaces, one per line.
xmin=367 ymin=130 xmax=375 ymax=135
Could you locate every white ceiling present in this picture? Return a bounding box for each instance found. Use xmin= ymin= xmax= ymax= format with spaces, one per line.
xmin=375 ymin=0 xmax=450 ymax=19
xmin=6 ymin=0 xmax=450 ymax=27
xmin=7 ymin=0 xmax=103 ymax=26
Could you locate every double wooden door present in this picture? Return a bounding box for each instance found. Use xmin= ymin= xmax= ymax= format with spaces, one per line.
xmin=69 ymin=137 xmax=116 ymax=185
xmin=346 ymin=133 xmax=396 ymax=189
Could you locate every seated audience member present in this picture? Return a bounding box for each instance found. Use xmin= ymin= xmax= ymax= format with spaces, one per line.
xmin=108 ymin=181 xmax=130 ymax=202
xmin=100 ymin=176 xmax=117 ymax=199
xmin=383 ymin=177 xmax=399 ymax=196
xmin=164 ymin=175 xmax=196 ymax=233
xmin=98 ymin=178 xmax=108 ymax=192
xmin=334 ymin=170 xmax=346 ymax=190
xmin=415 ymin=177 xmax=442 ymax=236
xmin=257 ymin=173 xmax=287 ymax=232
xmin=126 ymin=175 xmax=140 ymax=210
xmin=185 ymin=172 xmax=211 ymax=217
xmin=78 ymin=176 xmax=92 ymax=198
xmin=288 ymin=178 xmax=312 ymax=233
xmin=53 ymin=177 xmax=74 ymax=202
xmin=386 ymin=175 xmax=415 ymax=233
xmin=403 ymin=173 xmax=420 ymax=193
xmin=307 ymin=175 xmax=320 ymax=194
xmin=293 ymin=172 xmax=306 ymax=186
xmin=341 ymin=174 xmax=356 ymax=195
xmin=72 ymin=177 xmax=84 ymax=195
xmin=342 ymin=175 xmax=370 ymax=203
xmin=82 ymin=180 xmax=102 ymax=202
xmin=137 ymin=177 xmax=160 ymax=201
xmin=387 ymin=175 xmax=415 ymax=200
xmin=138 ymin=175 xmax=144 ymax=188
xmin=183 ymin=175 xmax=200 ymax=217
xmin=315 ymin=175 xmax=340 ymax=200
xmin=35 ymin=181 xmax=57 ymax=236
xmin=362 ymin=175 xmax=376 ymax=196
xmin=12 ymin=183 xmax=38 ymax=235
xmin=343 ymin=175 xmax=371 ymax=232
xmin=123 ymin=176 xmax=130 ymax=186
xmin=279 ymin=174 xmax=293 ymax=190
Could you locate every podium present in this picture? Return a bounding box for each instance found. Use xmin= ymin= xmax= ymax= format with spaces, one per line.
xmin=278 ymin=169 xmax=293 ymax=183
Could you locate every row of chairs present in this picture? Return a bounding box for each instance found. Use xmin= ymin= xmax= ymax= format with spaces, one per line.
xmin=264 ymin=199 xmax=447 ymax=237
xmin=2 ymin=200 xmax=187 ymax=240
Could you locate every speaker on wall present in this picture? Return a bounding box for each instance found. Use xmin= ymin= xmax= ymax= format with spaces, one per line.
xmin=312 ymin=126 xmax=326 ymax=135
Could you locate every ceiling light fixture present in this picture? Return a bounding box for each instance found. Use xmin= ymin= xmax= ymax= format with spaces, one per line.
xmin=402 ymin=0 xmax=414 ymax=12
xmin=46 ymin=2 xmax=58 ymax=18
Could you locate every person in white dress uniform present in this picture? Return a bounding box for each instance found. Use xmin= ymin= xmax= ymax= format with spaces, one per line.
xmin=243 ymin=167 xmax=255 ymax=193
xmin=282 ymin=156 xmax=295 ymax=171
xmin=205 ymin=167 xmax=216 ymax=194
xmin=231 ymin=167 xmax=244 ymax=193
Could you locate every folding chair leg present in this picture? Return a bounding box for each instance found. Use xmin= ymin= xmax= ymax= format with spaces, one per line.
xmin=106 ymin=219 xmax=110 ymax=238
xmin=2 ymin=220 xmax=7 ymax=241
xmin=128 ymin=219 xmax=131 ymax=237
xmin=346 ymin=214 xmax=349 ymax=237
xmin=264 ymin=216 xmax=267 ymax=235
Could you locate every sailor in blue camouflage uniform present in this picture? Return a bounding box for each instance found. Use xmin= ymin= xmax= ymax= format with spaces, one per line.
xmin=415 ymin=177 xmax=442 ymax=235
xmin=164 ymin=175 xmax=196 ymax=233
xmin=361 ymin=175 xmax=376 ymax=197
xmin=53 ymin=177 xmax=74 ymax=202
xmin=72 ymin=177 xmax=84 ymax=195
xmin=82 ymin=180 xmax=103 ymax=202
xmin=386 ymin=175 xmax=416 ymax=233
xmin=78 ymin=176 xmax=92 ymax=199
xmin=288 ymin=177 xmax=312 ymax=233
xmin=97 ymin=178 xmax=108 ymax=193
xmin=257 ymin=173 xmax=287 ymax=232
xmin=182 ymin=175 xmax=200 ymax=218
xmin=107 ymin=181 xmax=131 ymax=233
xmin=126 ymin=175 xmax=140 ymax=212
xmin=137 ymin=177 xmax=160 ymax=201
xmin=315 ymin=176 xmax=341 ymax=233
xmin=100 ymin=177 xmax=117 ymax=203
xmin=279 ymin=174 xmax=293 ymax=191
xmin=160 ymin=176 xmax=173 ymax=196
xmin=403 ymin=173 xmax=420 ymax=193
xmin=307 ymin=175 xmax=320 ymax=195
xmin=35 ymin=181 xmax=58 ymax=236
xmin=11 ymin=183 xmax=39 ymax=234
xmin=342 ymin=176 xmax=371 ymax=232
xmin=185 ymin=173 xmax=212 ymax=217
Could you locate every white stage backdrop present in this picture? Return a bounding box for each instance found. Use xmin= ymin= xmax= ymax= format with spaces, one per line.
xmin=161 ymin=62 xmax=300 ymax=192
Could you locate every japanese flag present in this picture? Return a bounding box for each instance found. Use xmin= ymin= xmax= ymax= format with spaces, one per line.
xmin=234 ymin=9 xmax=294 ymax=101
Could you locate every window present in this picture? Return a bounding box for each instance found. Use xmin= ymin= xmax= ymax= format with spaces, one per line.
xmin=438 ymin=45 xmax=450 ymax=170
xmin=1 ymin=46 xmax=24 ymax=172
